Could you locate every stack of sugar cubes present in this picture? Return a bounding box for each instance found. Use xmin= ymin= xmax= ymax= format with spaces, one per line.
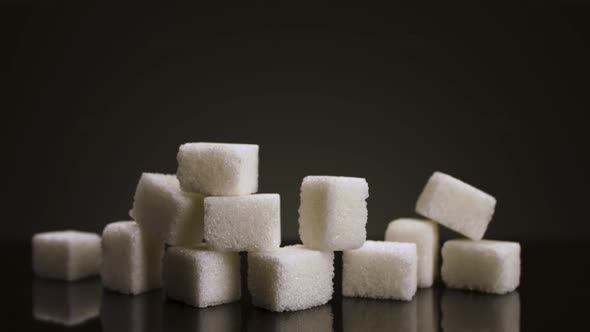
xmin=31 ymin=141 xmax=521 ymax=317
xmin=386 ymin=172 xmax=520 ymax=295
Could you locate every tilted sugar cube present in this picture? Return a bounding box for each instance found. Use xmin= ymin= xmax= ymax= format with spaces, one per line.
xmin=441 ymin=239 xmax=521 ymax=294
xmin=163 ymin=245 xmax=241 ymax=308
xmin=343 ymin=241 xmax=417 ymax=301
xmin=100 ymin=290 xmax=162 ymax=332
xmin=101 ymin=221 xmax=163 ymax=295
xmin=415 ymin=172 xmax=496 ymax=240
xmin=298 ymin=176 xmax=369 ymax=250
xmin=176 ymin=142 xmax=258 ymax=196
xmin=249 ymin=304 xmax=333 ymax=331
xmin=248 ymin=245 xmax=334 ymax=312
xmin=33 ymin=278 xmax=102 ymax=326
xmin=442 ymin=290 xmax=520 ymax=332
xmin=32 ymin=230 xmax=101 ymax=281
xmin=343 ymin=297 xmax=417 ymax=332
xmin=130 ymin=173 xmax=204 ymax=246
xmin=385 ymin=218 xmax=439 ymax=288
xmin=204 ymin=194 xmax=280 ymax=251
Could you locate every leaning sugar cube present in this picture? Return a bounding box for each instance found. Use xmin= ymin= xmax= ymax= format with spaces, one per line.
xmin=163 ymin=245 xmax=240 ymax=308
xmin=130 ymin=173 xmax=204 ymax=246
xmin=415 ymin=172 xmax=496 ymax=240
xmin=32 ymin=230 xmax=101 ymax=281
xmin=441 ymin=239 xmax=521 ymax=294
xmin=385 ymin=218 xmax=439 ymax=288
xmin=298 ymin=176 xmax=369 ymax=250
xmin=176 ymin=142 xmax=258 ymax=196
xmin=248 ymin=245 xmax=334 ymax=312
xmin=343 ymin=241 xmax=417 ymax=301
xmin=101 ymin=221 xmax=163 ymax=295
xmin=204 ymin=194 xmax=280 ymax=251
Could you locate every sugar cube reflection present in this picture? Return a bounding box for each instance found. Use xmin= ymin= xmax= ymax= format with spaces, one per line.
xmin=417 ymin=288 xmax=439 ymax=332
xmin=343 ymin=297 xmax=417 ymax=332
xmin=163 ymin=300 xmax=241 ymax=331
xmin=100 ymin=290 xmax=163 ymax=332
xmin=33 ymin=277 xmax=102 ymax=326
xmin=247 ymin=304 xmax=333 ymax=332
xmin=442 ymin=290 xmax=520 ymax=332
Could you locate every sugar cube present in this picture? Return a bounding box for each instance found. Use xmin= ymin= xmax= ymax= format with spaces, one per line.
xmin=164 ymin=302 xmax=241 ymax=332
xmin=101 ymin=221 xmax=163 ymax=295
xmin=441 ymin=239 xmax=521 ymax=294
xmin=415 ymin=172 xmax=496 ymax=240
xmin=248 ymin=245 xmax=334 ymax=312
xmin=176 ymin=142 xmax=259 ymax=196
xmin=298 ymin=176 xmax=369 ymax=250
xmin=249 ymin=304 xmax=333 ymax=331
xmin=343 ymin=297 xmax=417 ymax=332
xmin=385 ymin=218 xmax=439 ymax=288
xmin=32 ymin=230 xmax=101 ymax=281
xmin=33 ymin=278 xmax=102 ymax=326
xmin=163 ymin=245 xmax=241 ymax=308
xmin=130 ymin=172 xmax=205 ymax=246
xmin=343 ymin=240 xmax=417 ymax=301
xmin=204 ymin=194 xmax=280 ymax=251
xmin=101 ymin=290 xmax=162 ymax=332
xmin=442 ymin=290 xmax=520 ymax=332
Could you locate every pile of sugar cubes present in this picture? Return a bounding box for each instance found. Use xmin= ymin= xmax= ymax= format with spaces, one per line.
xmin=32 ymin=142 xmax=521 ymax=313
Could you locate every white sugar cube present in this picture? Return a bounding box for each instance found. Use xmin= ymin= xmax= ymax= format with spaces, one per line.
xmin=164 ymin=302 xmax=241 ymax=331
xmin=442 ymin=239 xmax=521 ymax=294
xmin=130 ymin=173 xmax=204 ymax=246
xmin=101 ymin=221 xmax=163 ymax=295
xmin=415 ymin=172 xmax=496 ymax=240
xmin=385 ymin=218 xmax=439 ymax=288
xmin=101 ymin=291 xmax=162 ymax=332
xmin=343 ymin=240 xmax=417 ymax=301
xmin=249 ymin=304 xmax=333 ymax=331
xmin=343 ymin=297 xmax=417 ymax=332
xmin=298 ymin=176 xmax=369 ymax=250
xmin=32 ymin=231 xmax=101 ymax=281
xmin=33 ymin=279 xmax=102 ymax=326
xmin=163 ymin=245 xmax=241 ymax=308
xmin=442 ymin=290 xmax=520 ymax=332
xmin=176 ymin=142 xmax=258 ymax=196
xmin=204 ymin=194 xmax=280 ymax=251
xmin=248 ymin=245 xmax=334 ymax=312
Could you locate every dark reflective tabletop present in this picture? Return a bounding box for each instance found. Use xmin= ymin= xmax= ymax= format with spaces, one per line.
xmin=10 ymin=241 xmax=589 ymax=331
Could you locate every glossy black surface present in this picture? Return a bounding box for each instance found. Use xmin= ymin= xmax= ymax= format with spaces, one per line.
xmin=9 ymin=241 xmax=589 ymax=331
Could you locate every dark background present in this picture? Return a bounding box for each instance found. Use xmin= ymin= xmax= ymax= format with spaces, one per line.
xmin=4 ymin=0 xmax=588 ymax=244
xmin=2 ymin=1 xmax=590 ymax=331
